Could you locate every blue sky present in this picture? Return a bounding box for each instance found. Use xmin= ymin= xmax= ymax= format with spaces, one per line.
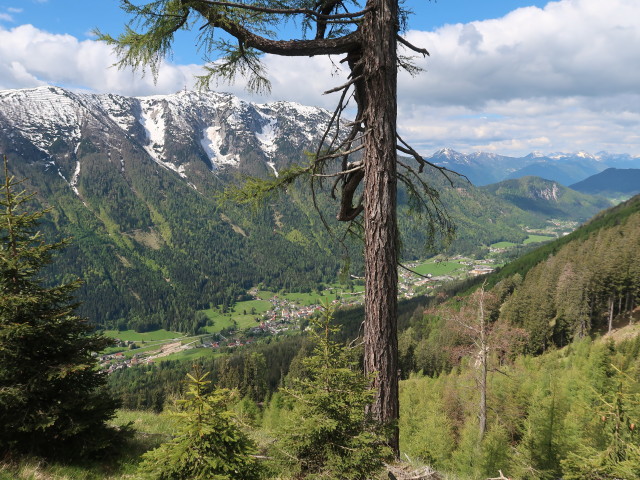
xmin=4 ymin=0 xmax=551 ymax=63
xmin=1 ymin=0 xmax=639 ymax=156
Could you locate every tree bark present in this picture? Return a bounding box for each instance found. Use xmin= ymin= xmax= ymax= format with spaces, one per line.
xmin=361 ymin=0 xmax=400 ymax=456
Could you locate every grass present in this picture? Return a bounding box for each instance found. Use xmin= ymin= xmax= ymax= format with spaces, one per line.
xmin=201 ymin=298 xmax=272 ymax=334
xmin=234 ymin=299 xmax=272 ymax=314
xmin=490 ymin=241 xmax=517 ymax=248
xmin=524 ymin=234 xmax=555 ymax=244
xmin=257 ymin=287 xmax=364 ymax=306
xmin=160 ymin=347 xmax=218 ymax=362
xmin=0 ymin=410 xmax=179 ymax=479
xmin=491 ymin=235 xmax=554 ymax=249
xmin=102 ymin=329 xmax=183 ymax=342
xmin=413 ymin=259 xmax=465 ymax=276
xmin=111 ymin=409 xmax=177 ymax=436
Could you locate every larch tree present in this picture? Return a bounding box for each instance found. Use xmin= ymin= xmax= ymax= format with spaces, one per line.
xmin=101 ymin=0 xmax=454 ymax=453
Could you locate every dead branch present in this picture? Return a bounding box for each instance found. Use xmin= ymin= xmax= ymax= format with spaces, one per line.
xmin=323 ymin=74 xmax=364 ymax=94
xmin=487 ymin=471 xmax=510 ymax=480
xmin=396 ymin=34 xmax=430 ymax=56
xmin=397 ymin=262 xmax=432 ymax=279
xmin=313 ymin=160 xmax=363 ymax=178
xmin=386 ymin=463 xmax=443 ymax=480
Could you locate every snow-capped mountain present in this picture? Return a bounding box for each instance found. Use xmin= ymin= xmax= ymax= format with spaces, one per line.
xmin=427 ymin=148 xmax=529 ymax=185
xmin=0 ymin=86 xmax=332 ymax=194
xmin=0 ymin=86 xmax=343 ymax=328
xmin=426 ymin=148 xmax=640 ymax=186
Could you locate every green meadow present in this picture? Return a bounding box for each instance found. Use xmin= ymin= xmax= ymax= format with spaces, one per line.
xmin=102 ymin=329 xmax=183 ymax=342
xmin=413 ymin=258 xmax=466 ymax=276
xmin=523 ymin=234 xmax=555 ymax=244
xmin=200 ymin=298 xmax=271 ymax=334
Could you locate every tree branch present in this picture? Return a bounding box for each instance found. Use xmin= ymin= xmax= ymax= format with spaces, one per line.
xmin=200 ymin=0 xmax=373 ymax=20
xmin=396 ymin=134 xmax=467 ymax=185
xmin=191 ymin=3 xmax=362 ymax=56
xmin=396 ymin=34 xmax=429 ymax=56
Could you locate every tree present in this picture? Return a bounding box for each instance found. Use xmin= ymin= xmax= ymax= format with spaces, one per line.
xmin=138 ymin=368 xmax=263 ymax=480
xmin=272 ymin=303 xmax=391 ymax=479
xmin=0 ymin=156 xmax=120 ymax=457
xmin=442 ymin=285 xmax=527 ymax=442
xmin=101 ymin=0 xmax=454 ymax=453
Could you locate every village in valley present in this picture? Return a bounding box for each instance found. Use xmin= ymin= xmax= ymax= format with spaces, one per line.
xmin=99 ymin=229 xmax=561 ymax=372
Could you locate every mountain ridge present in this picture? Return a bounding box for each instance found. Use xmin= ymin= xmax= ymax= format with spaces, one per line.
xmin=0 ymin=86 xmax=621 ymax=331
xmin=426 ymin=147 xmax=640 ymax=186
xmin=570 ymin=167 xmax=640 ymax=198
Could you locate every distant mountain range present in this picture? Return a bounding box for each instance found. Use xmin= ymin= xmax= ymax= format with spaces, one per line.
xmin=0 ymin=86 xmax=621 ymax=330
xmin=428 ymin=148 xmax=640 ymax=186
xmin=570 ymin=168 xmax=640 ymax=198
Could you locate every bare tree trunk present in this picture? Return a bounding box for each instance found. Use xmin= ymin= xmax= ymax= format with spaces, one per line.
xmin=618 ymin=294 xmax=623 ymax=317
xmin=479 ymin=291 xmax=487 ymax=442
xmin=608 ymin=295 xmax=614 ymax=333
xmin=361 ymin=0 xmax=400 ymax=457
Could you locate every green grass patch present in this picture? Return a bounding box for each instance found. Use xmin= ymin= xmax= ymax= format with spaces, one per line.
xmin=102 ymin=329 xmax=183 ymax=342
xmin=255 ymin=290 xmax=275 ymax=300
xmin=112 ymin=409 xmax=177 ymax=436
xmin=201 ymin=313 xmax=236 ymax=334
xmin=490 ymin=241 xmax=517 ymax=248
xmin=233 ymin=299 xmax=272 ymax=314
xmin=414 ymin=259 xmax=465 ymax=276
xmin=524 ymin=234 xmax=555 ymax=244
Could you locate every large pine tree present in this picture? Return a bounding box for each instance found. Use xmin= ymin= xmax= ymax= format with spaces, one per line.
xmin=0 ymin=156 xmax=120 ymax=458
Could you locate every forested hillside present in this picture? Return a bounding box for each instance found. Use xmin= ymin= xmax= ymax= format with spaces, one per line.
xmin=481 ymin=176 xmax=612 ymax=222
xmin=398 ymin=195 xmax=640 ymax=377
xmin=570 ymin=167 xmax=640 ymax=199
xmin=105 ymin=193 xmax=640 ymax=479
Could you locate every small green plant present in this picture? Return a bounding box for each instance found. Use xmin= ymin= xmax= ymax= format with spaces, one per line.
xmin=137 ymin=367 xmax=263 ymax=480
xmin=272 ymin=302 xmax=392 ymax=479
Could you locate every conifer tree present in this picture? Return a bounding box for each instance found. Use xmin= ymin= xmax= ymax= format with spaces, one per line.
xmin=0 ymin=155 xmax=119 ymax=457
xmin=273 ymin=303 xmax=391 ymax=479
xmin=561 ymin=364 xmax=640 ymax=480
xmin=138 ymin=367 xmax=263 ymax=480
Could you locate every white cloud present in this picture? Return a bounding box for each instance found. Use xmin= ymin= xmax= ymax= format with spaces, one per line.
xmin=396 ymin=0 xmax=640 ymax=155
xmin=1 ymin=0 xmax=640 ymax=157
xmin=0 ymin=13 xmax=14 ymax=22
xmin=0 ymin=24 xmax=203 ymax=95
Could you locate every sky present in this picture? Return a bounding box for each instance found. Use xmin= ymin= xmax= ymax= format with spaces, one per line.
xmin=0 ymin=0 xmax=639 ymax=157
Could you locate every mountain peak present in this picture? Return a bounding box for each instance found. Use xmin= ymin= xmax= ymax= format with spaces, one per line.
xmin=0 ymin=86 xmax=333 ymax=186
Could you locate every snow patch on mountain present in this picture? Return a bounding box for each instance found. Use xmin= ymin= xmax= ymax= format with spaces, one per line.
xmin=93 ymin=93 xmax=137 ymax=132
xmin=0 ymin=86 xmax=82 ymax=155
xmin=267 ymin=161 xmax=279 ymax=177
xmin=70 ymin=160 xmax=81 ymax=196
xmin=200 ymin=126 xmax=239 ymax=168
xmin=138 ymin=100 xmax=166 ymax=161
xmin=256 ymin=115 xmax=278 ymax=157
